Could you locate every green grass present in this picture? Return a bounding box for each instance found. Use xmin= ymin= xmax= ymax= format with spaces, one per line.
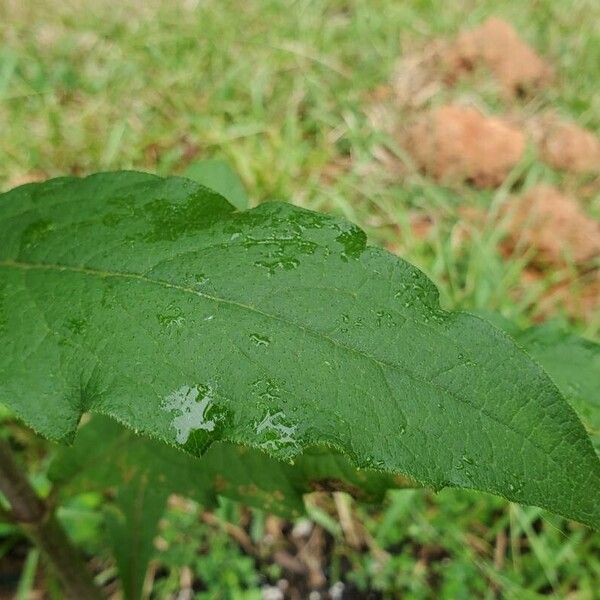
xmin=1 ymin=0 xmax=599 ymax=597
xmin=144 ymin=489 xmax=600 ymax=598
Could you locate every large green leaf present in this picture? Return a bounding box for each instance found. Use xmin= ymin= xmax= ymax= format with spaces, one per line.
xmin=1 ymin=172 xmax=599 ymax=528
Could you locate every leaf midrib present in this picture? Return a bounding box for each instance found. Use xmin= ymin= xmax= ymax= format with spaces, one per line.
xmin=0 ymin=258 xmax=570 ymax=468
xmin=2 ymin=258 xmax=403 ymax=372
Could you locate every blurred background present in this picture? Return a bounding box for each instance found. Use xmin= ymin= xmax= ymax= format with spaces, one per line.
xmin=1 ymin=0 xmax=599 ymax=598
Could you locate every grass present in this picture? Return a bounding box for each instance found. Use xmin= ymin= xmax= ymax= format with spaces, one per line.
xmin=1 ymin=0 xmax=599 ymax=597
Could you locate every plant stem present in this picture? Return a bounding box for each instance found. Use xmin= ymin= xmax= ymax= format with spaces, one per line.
xmin=0 ymin=438 xmax=103 ymax=599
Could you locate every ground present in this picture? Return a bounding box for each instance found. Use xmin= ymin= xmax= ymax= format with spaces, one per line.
xmin=0 ymin=0 xmax=599 ymax=598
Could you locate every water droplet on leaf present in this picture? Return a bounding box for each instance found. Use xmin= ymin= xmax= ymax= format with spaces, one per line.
xmin=250 ymin=333 xmax=271 ymax=347
xmin=157 ymin=303 xmax=185 ymax=328
xmin=162 ymin=384 xmax=217 ymax=444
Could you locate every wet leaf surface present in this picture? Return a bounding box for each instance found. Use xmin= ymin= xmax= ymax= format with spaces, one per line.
xmin=1 ymin=172 xmax=599 ymax=527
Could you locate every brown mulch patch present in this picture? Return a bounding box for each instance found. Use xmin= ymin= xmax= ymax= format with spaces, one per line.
xmin=502 ymin=184 xmax=600 ymax=267
xmin=404 ymin=104 xmax=526 ymax=188
xmin=533 ymin=270 xmax=600 ymax=323
xmin=366 ymin=17 xmax=599 ymax=186
xmin=528 ymin=115 xmax=600 ymax=175
xmin=443 ymin=17 xmax=553 ymax=97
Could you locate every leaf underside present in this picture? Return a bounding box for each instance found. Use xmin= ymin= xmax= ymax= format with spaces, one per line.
xmin=50 ymin=414 xmax=405 ymax=600
xmin=50 ymin=415 xmax=403 ymax=517
xmin=1 ymin=171 xmax=599 ymax=528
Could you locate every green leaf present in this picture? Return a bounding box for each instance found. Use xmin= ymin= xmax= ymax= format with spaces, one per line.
xmin=104 ymin=474 xmax=168 ymax=600
xmin=50 ymin=414 xmax=404 ymax=599
xmin=50 ymin=415 xmax=407 ymax=517
xmin=507 ymin=321 xmax=599 ymax=453
xmin=1 ymin=171 xmax=600 ymax=528
xmin=183 ymin=159 xmax=248 ymax=210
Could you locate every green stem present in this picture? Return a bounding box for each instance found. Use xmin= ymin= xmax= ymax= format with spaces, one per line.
xmin=0 ymin=438 xmax=103 ymax=600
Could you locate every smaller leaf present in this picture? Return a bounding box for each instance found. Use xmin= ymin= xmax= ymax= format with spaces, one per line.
xmin=515 ymin=324 xmax=599 ymax=452
xmin=183 ymin=159 xmax=248 ymax=210
xmin=50 ymin=416 xmax=412 ymax=518
xmin=50 ymin=415 xmax=410 ymax=595
xmin=474 ymin=312 xmax=599 ymax=452
xmin=105 ymin=476 xmax=167 ymax=600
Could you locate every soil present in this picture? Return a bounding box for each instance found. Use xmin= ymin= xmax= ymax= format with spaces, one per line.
xmin=388 ymin=17 xmax=552 ymax=109
xmin=367 ymin=18 xmax=597 ymax=194
xmin=533 ymin=271 xmax=600 ymax=322
xmin=456 ymin=194 xmax=600 ymax=323
xmin=503 ymin=185 xmax=600 ymax=266
xmin=444 ymin=18 xmax=553 ymax=97
xmin=529 ymin=115 xmax=600 ymax=174
xmin=405 ymin=105 xmax=526 ymax=187
xmin=390 ymin=42 xmax=445 ymax=110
